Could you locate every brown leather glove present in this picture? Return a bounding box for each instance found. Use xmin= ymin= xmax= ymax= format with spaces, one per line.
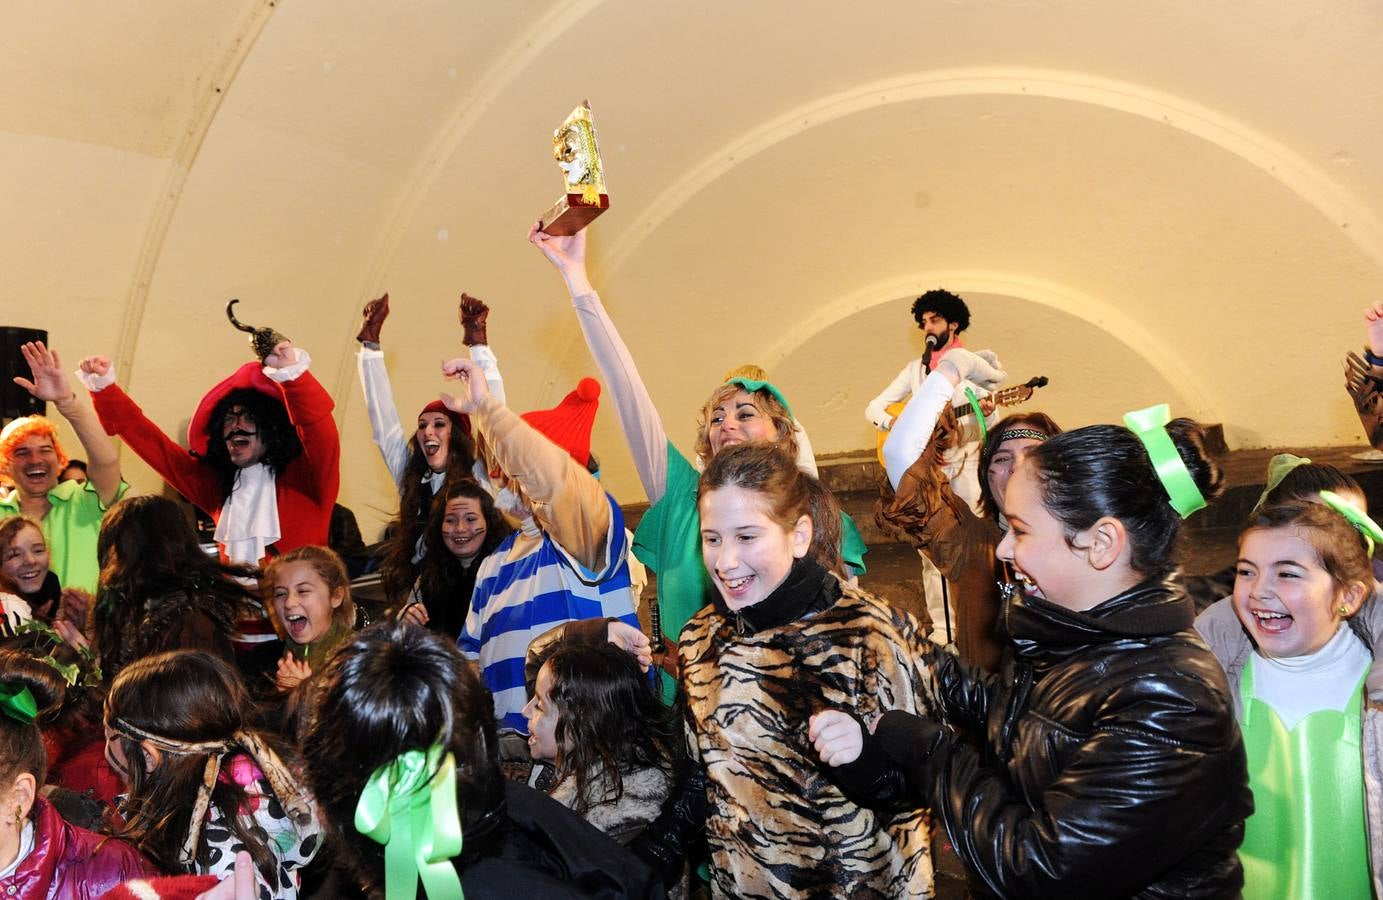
xmin=460 ymin=293 xmax=489 ymax=346
xmin=356 ymin=293 xmax=390 ymax=344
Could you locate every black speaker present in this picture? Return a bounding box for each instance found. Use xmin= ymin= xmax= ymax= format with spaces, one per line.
xmin=1 ymin=327 xmax=48 ymax=423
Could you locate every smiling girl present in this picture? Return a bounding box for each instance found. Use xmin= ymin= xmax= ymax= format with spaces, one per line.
xmin=643 ymin=443 xmax=936 ymax=898
xmin=1197 ymin=498 xmax=1381 ymax=897
xmin=357 ymin=293 xmax=508 ymax=605
xmin=522 ymin=642 xmax=682 ymax=849
xmin=0 ymin=518 xmax=49 ymax=626
xmin=813 ymin=409 xmax=1253 ymax=897
xmin=405 ymin=479 xmax=512 ymax=638
xmin=262 ymin=545 xmax=357 ymax=691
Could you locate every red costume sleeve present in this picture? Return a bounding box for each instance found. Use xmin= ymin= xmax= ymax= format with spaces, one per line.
xmin=278 ymin=369 xmax=340 ymax=508
xmin=89 ymin=384 xmax=225 ymax=517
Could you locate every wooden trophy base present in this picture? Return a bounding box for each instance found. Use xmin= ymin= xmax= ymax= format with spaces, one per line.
xmin=538 ymin=193 xmax=610 ymax=236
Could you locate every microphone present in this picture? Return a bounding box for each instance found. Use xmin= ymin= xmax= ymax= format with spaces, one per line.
xmin=924 ymin=334 xmax=939 ymax=350
xmin=923 ymin=333 xmax=938 ymax=369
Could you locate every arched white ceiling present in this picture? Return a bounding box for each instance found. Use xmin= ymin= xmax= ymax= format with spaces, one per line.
xmin=4 ymin=0 xmax=1381 ymax=536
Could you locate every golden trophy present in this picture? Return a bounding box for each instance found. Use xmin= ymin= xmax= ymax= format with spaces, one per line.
xmin=537 ymin=101 xmax=610 ymax=236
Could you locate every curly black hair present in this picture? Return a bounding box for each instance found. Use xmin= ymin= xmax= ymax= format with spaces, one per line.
xmin=199 ymin=388 xmax=304 ymax=495
xmin=911 ymin=289 xmax=970 ymax=333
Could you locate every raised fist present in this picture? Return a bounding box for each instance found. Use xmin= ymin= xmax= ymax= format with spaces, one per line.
xmin=459 ymin=293 xmax=489 ymax=346
xmin=356 ymin=293 xmax=390 ymax=345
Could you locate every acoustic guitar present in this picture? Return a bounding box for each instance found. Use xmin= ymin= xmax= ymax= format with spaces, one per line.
xmin=875 ymin=376 xmax=1049 ymax=467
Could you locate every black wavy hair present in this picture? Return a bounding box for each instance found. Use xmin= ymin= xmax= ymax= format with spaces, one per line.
xmin=543 ymin=642 xmax=684 ymax=815
xmin=911 ymin=289 xmax=971 ymax=333
xmin=1025 ymin=418 xmax=1225 ymax=581
xmin=94 ymin=494 xmax=255 ymax=680
xmin=199 ymin=388 xmax=303 ymax=495
xmin=379 ymin=409 xmax=478 ymax=603
xmin=300 ymin=621 xmax=505 ymax=893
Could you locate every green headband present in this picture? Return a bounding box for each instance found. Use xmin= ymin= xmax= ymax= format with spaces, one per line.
xmin=1123 ymin=404 xmax=1207 ymax=519
xmin=355 ymin=743 xmax=464 ymax=900
xmin=1251 ymin=453 xmax=1312 ymax=515
xmin=725 ymin=377 xmax=793 ymax=419
xmin=1319 ymin=490 xmax=1383 ymax=557
xmin=0 ymin=683 xmax=38 ymax=725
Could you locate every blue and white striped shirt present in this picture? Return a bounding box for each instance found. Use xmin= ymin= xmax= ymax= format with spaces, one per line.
xmin=459 ymin=494 xmax=639 ymax=733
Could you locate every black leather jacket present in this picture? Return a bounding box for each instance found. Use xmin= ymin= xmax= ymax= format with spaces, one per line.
xmin=838 ymin=579 xmax=1252 ymax=899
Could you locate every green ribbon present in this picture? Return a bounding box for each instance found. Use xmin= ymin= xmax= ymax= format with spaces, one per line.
xmin=354 ymin=744 xmax=464 ymax=900
xmin=0 ymin=683 xmax=38 ymax=725
xmin=963 ymin=387 xmax=988 ymax=443
xmin=1122 ymin=404 xmax=1207 ymax=519
xmin=1319 ymin=489 xmax=1383 ymax=557
xmin=725 ymin=377 xmax=793 ymax=418
xmin=1251 ymin=453 xmax=1312 ymax=515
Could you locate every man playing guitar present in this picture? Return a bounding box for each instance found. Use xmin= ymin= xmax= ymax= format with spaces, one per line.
xmin=866 ymin=290 xmax=997 ymax=644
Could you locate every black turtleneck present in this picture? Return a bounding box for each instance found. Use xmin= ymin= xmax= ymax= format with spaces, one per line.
xmin=711 ymin=557 xmax=841 ymax=633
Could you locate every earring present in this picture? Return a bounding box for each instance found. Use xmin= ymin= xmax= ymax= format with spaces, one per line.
xmin=1339 ymin=604 xmax=1352 ymax=617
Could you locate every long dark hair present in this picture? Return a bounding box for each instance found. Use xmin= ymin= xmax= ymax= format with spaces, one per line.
xmin=94 ymin=495 xmax=256 ymax=678
xmin=544 ymin=643 xmax=683 ymax=814
xmin=414 ymin=479 xmax=512 ymax=603
xmin=105 ymin=651 xmax=288 ymax=880
xmin=300 ymin=621 xmax=504 ymax=892
xmin=379 ymin=412 xmax=477 ymax=603
xmin=1026 ymin=418 xmax=1225 ymax=581
xmin=199 ymin=388 xmax=303 ymax=495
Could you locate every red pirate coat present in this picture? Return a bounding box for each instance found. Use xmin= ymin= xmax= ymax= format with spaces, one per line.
xmin=90 ymin=360 xmax=340 ymax=562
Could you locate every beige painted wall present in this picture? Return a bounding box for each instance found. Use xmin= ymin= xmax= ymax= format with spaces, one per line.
xmin=4 ymin=1 xmax=1382 ymax=540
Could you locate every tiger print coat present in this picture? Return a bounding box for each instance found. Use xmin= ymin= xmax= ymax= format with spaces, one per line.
xmin=678 ymin=558 xmax=941 ymax=898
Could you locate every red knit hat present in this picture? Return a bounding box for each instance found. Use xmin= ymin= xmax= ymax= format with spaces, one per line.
xmin=520 ymin=377 xmax=600 ymax=465
xmin=186 ymin=361 xmax=282 ymax=456
xmin=418 ymin=398 xmax=472 ymax=440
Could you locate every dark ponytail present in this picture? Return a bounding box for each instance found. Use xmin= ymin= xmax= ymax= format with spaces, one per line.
xmin=0 ymin=650 xmax=67 ymax=789
xmin=1026 ymin=418 xmax=1224 ymax=580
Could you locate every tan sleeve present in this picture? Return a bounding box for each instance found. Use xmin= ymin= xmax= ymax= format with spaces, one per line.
xmin=471 ymin=394 xmax=612 ymax=572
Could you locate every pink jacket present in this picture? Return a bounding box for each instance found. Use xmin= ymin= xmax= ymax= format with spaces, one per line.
xmin=0 ymin=797 xmax=155 ymax=899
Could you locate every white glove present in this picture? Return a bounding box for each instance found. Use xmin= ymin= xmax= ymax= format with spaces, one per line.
xmin=939 ymin=348 xmax=1005 ymax=392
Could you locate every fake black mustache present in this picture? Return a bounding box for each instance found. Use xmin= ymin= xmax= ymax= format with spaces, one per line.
xmin=225 ymin=429 xmax=259 ymax=441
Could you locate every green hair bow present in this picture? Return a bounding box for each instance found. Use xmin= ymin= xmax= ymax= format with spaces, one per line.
xmin=725 ymin=377 xmax=793 ymax=419
xmin=0 ymin=683 xmax=38 ymax=725
xmin=355 ymin=743 xmax=464 ymax=900
xmin=1250 ymin=453 xmax=1312 ymax=515
xmin=1123 ymin=403 xmax=1206 ymax=519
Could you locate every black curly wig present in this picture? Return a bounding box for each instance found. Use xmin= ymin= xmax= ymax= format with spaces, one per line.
xmin=911 ymin=289 xmax=970 ymax=334
xmin=199 ymin=388 xmax=303 ymax=495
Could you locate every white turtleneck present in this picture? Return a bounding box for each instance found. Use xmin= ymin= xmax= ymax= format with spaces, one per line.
xmin=1250 ymin=623 xmax=1371 ymax=730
